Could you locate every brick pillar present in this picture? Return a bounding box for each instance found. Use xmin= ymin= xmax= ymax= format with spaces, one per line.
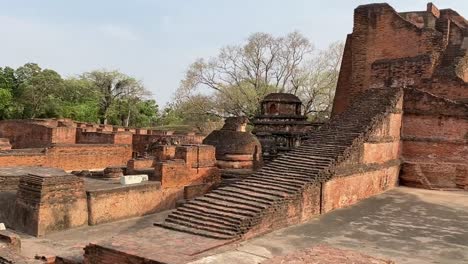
xmin=13 ymin=172 xmax=88 ymax=236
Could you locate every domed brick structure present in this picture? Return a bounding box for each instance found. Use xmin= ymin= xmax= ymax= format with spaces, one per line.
xmin=203 ymin=117 xmax=262 ymax=170
xmin=253 ymin=93 xmax=313 ymax=161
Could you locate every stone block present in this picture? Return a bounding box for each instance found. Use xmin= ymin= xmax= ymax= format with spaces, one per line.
xmin=120 ymin=175 xmax=142 ymax=185
xmin=120 ymin=175 xmax=148 ymax=185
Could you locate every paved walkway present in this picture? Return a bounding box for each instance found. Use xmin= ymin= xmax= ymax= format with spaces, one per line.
xmin=191 ymin=187 xmax=468 ymax=264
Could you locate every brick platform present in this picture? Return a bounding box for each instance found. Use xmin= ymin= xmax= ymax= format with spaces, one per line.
xmin=12 ymin=172 xmax=88 ymax=236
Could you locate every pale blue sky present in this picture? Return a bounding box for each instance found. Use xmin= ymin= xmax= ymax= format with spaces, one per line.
xmin=1 ymin=0 xmax=467 ymax=106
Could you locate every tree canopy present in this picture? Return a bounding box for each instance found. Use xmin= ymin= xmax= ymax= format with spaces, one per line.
xmin=0 ymin=63 xmax=159 ymax=127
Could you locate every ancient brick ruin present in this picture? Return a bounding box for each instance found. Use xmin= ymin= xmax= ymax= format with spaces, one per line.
xmin=157 ymin=88 xmax=402 ymax=239
xmin=203 ymin=117 xmax=262 ymax=185
xmin=253 ymin=93 xmax=313 ymax=161
xmin=0 ymin=2 xmax=467 ymax=263
xmin=0 ymin=144 xmax=220 ymax=238
xmin=333 ymin=2 xmax=468 ymax=190
xmin=0 ymin=118 xmax=220 ymax=239
xmin=0 ymin=118 xmax=203 ymax=171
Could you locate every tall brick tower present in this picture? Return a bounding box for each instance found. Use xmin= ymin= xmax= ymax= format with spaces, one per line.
xmin=332 ymin=3 xmax=468 ymax=190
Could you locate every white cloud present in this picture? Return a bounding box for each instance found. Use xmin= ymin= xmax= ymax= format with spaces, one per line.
xmin=98 ymin=24 xmax=139 ymax=41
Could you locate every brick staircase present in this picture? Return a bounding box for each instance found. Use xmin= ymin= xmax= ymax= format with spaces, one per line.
xmin=219 ymin=169 xmax=255 ymax=187
xmin=156 ymin=88 xmax=402 ymax=240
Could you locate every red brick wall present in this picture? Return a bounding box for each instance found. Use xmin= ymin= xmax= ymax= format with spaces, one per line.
xmin=152 ymin=145 xmax=220 ymax=188
xmin=76 ymin=131 xmax=133 ymax=145
xmin=400 ymin=89 xmax=468 ymax=189
xmin=322 ymin=166 xmax=400 ymax=213
xmin=76 ymin=131 xmax=115 ymax=144
xmin=127 ymin=158 xmax=154 ymax=171
xmin=51 ymin=127 xmax=76 ymax=145
xmin=0 ymin=152 xmax=47 ymax=167
xmin=342 ymin=4 xmax=442 ymax=106
xmin=0 ymin=121 xmax=53 ymax=148
xmin=12 ymin=174 xmax=88 ymax=237
xmin=86 ymin=183 xmax=184 ymax=225
xmin=113 ymin=132 xmax=133 ymax=145
xmin=331 ymin=3 xmax=467 ymax=114
xmin=0 ymin=144 xmax=132 ymax=171
xmin=46 ymin=144 xmax=132 ymax=171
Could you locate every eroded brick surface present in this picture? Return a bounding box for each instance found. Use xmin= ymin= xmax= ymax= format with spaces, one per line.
xmin=332 ymin=3 xmax=468 ymax=190
xmin=264 ymin=245 xmax=394 ymax=264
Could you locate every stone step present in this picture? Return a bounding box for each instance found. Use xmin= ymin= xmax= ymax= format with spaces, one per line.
xmin=242 ymin=178 xmax=304 ymax=189
xmin=234 ymin=181 xmax=298 ymax=194
xmin=156 ymin=222 xmax=235 ymax=240
xmin=248 ymin=174 xmax=308 ymax=186
xmin=187 ymin=200 xmax=258 ymax=217
xmin=254 ymin=171 xmax=314 ymax=182
xmin=272 ymin=158 xmax=331 ymax=168
xmin=227 ymin=183 xmax=290 ymax=198
xmin=181 ymin=203 xmax=250 ymax=220
xmin=166 ymin=214 xmax=238 ymax=232
xmin=177 ymin=206 xmax=243 ymax=224
xmin=265 ymin=163 xmax=326 ymax=173
xmin=172 ymin=210 xmax=241 ymax=226
xmin=164 ymin=218 xmax=238 ymax=237
xmin=212 ymin=188 xmax=277 ymax=203
xmin=281 ymin=155 xmax=336 ymax=164
xmin=195 ymin=196 xmax=263 ymax=213
xmin=273 ymin=157 xmax=332 ymax=167
xmin=204 ymin=193 xmax=269 ymax=209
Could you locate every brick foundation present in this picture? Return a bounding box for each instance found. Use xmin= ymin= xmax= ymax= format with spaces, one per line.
xmin=12 ymin=173 xmax=88 ymax=237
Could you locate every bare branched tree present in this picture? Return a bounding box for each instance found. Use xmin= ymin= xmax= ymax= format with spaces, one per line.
xmin=175 ymin=32 xmax=344 ymax=121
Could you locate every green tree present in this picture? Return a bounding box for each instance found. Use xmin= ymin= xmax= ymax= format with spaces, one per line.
xmin=59 ymin=78 xmax=100 ymax=122
xmin=0 ymin=88 xmax=13 ymax=119
xmin=82 ymin=70 xmax=149 ymax=125
xmin=0 ymin=63 xmax=160 ymax=126
xmin=19 ymin=68 xmax=64 ymax=118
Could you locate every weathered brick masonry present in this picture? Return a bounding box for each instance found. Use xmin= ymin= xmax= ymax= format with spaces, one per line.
xmin=332 ymin=3 xmax=468 ymax=189
xmin=12 ymin=172 xmax=88 ymax=237
xmin=154 ymin=88 xmax=402 ymax=239
xmin=0 ymin=118 xmax=204 ymax=171
xmin=0 ymin=144 xmax=132 ymax=171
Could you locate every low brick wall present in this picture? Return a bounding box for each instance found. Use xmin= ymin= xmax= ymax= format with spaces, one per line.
xmin=322 ymin=164 xmax=399 ymax=213
xmin=86 ymin=183 xmax=182 ymax=225
xmin=0 ymin=144 xmax=132 ymax=171
xmin=244 ymin=183 xmax=321 ymax=240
